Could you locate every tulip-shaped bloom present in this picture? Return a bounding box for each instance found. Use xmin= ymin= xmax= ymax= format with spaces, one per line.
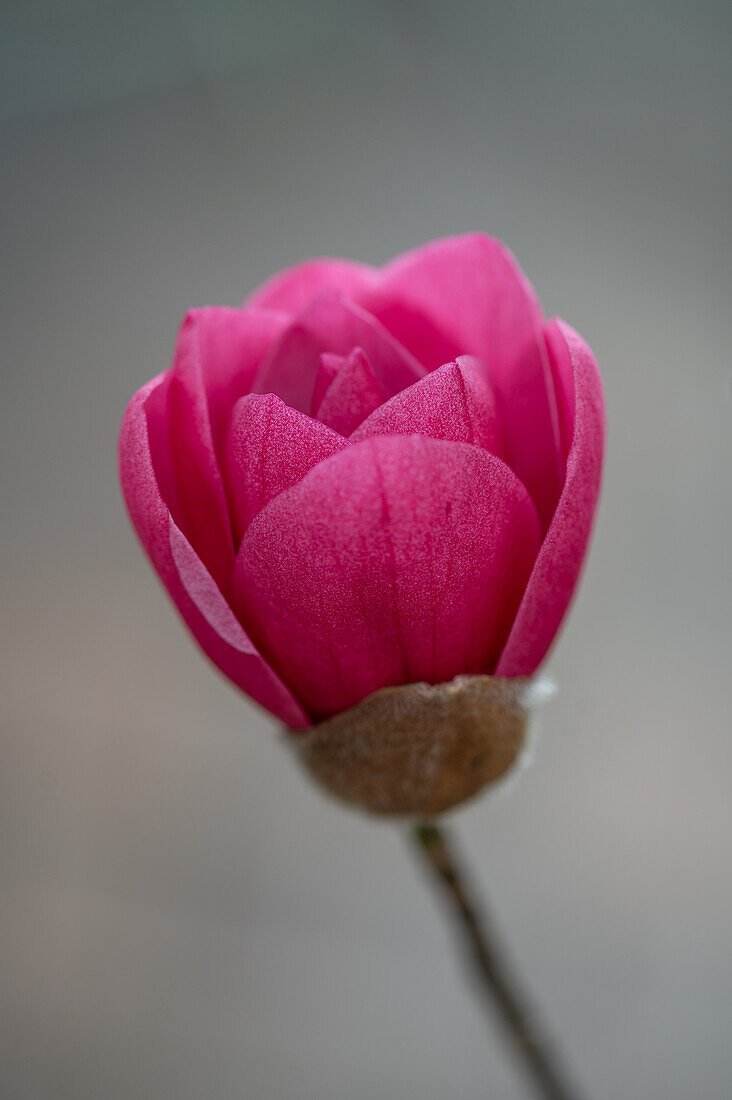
xmin=120 ymin=235 xmax=604 ymax=747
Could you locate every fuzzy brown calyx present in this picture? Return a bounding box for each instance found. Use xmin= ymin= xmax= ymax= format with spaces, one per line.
xmin=290 ymin=675 xmax=531 ymax=817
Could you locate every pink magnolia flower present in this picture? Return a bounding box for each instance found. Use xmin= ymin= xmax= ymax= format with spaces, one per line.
xmin=119 ymin=234 xmax=604 ymax=729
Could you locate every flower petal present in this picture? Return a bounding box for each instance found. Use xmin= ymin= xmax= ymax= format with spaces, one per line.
xmin=252 ymin=290 xmax=425 ymax=415
xmin=119 ymin=376 xmax=309 ymax=727
xmin=166 ymin=306 xmax=288 ymax=589
xmin=311 ymin=354 xmax=340 ymax=417
xmin=244 ymin=257 xmax=377 ymax=315
xmin=314 ymin=347 xmax=385 ymax=436
xmin=496 ymin=319 xmax=605 ymax=677
xmin=359 ymin=233 xmax=564 ymax=527
xmin=361 ymin=233 xmax=539 ymax=367
xmin=225 ymin=393 xmax=349 ymax=543
xmin=234 ymin=435 xmax=541 ymax=720
xmin=546 ymin=319 xmax=576 ymax=458
xmin=351 ymin=355 xmax=506 ymax=458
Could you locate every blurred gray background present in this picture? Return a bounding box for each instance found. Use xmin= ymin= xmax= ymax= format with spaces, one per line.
xmin=1 ymin=2 xmax=731 ymax=1097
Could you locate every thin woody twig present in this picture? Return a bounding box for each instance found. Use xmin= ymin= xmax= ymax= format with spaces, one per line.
xmin=412 ymin=821 xmax=586 ymax=1100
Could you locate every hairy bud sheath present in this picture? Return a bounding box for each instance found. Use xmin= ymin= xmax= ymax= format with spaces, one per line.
xmin=292 ymin=675 xmax=530 ymax=816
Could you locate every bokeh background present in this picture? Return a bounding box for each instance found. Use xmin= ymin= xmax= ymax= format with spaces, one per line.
xmin=2 ymin=2 xmax=731 ymax=1097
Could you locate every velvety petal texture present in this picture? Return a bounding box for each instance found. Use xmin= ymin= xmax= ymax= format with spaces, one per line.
xmin=119 ymin=234 xmax=604 ymax=727
xmin=234 ymin=436 xmax=541 ymax=720
xmin=225 ymin=393 xmax=348 ymax=543
xmin=351 ymin=355 xmax=505 ymax=459
xmin=314 ymin=347 xmax=385 ymax=435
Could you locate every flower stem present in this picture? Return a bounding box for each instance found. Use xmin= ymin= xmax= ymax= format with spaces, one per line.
xmin=412 ymin=821 xmax=586 ymax=1100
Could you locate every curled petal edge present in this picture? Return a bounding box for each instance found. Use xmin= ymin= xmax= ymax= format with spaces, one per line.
xmin=118 ymin=374 xmax=309 ymax=727
xmin=495 ymin=319 xmax=605 ymax=677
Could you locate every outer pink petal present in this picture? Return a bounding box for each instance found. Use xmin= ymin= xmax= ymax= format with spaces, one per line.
xmin=351 ymin=355 xmax=506 ymax=458
xmin=166 ymin=307 xmax=289 ymax=590
xmin=496 ymin=320 xmax=605 ymax=677
xmin=360 ymin=233 xmax=540 ymax=367
xmin=252 ymin=290 xmax=424 ymax=415
xmin=119 ymin=375 xmax=309 ymax=728
xmin=244 ymin=257 xmax=377 ymax=315
xmin=314 ymin=347 xmax=385 ymax=436
xmin=358 ymin=233 xmax=564 ymax=528
xmin=546 ymin=319 xmax=576 ymax=458
xmin=234 ymin=436 xmax=541 ymax=721
xmin=224 ymin=393 xmax=349 ymax=543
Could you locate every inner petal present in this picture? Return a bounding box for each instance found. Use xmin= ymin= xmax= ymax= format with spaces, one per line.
xmin=314 ymin=347 xmax=386 ymax=436
xmin=351 ymin=355 xmax=506 ymax=460
xmin=252 ymin=289 xmax=425 ymax=414
xmin=311 ymin=353 xmax=341 ymax=417
xmin=224 ymin=393 xmax=349 ymax=544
